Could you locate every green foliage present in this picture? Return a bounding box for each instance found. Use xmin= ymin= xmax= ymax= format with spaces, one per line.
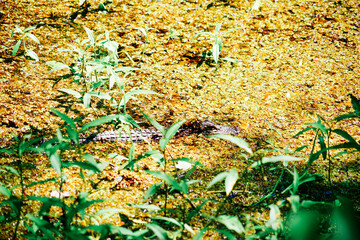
xmin=46 ymin=27 xmax=142 ymax=110
xmin=294 ymin=96 xmax=360 ymax=182
xmin=335 ymin=94 xmax=360 ymax=121
xmin=1 ymin=23 xmax=360 ymax=240
xmin=193 ymin=23 xmax=241 ymax=67
xmin=11 ymin=25 xmax=40 ymax=61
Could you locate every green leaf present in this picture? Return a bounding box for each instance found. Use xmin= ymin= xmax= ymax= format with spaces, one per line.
xmin=208 ymin=134 xmax=252 ymax=154
xmin=291 ymin=166 xmax=299 ymax=195
xmin=0 ymin=148 xmax=16 ymax=154
xmin=25 ymin=49 xmax=39 ymax=61
xmin=333 ymin=129 xmax=358 ymax=143
xmin=81 ymin=114 xmax=140 ymax=132
xmin=207 ymin=172 xmax=227 ymax=190
xmin=84 ymin=27 xmax=95 ymax=46
xmin=160 ymin=120 xmax=186 ymax=150
xmin=144 ymin=182 xmax=162 ymax=200
xmin=109 ymin=72 xmax=119 ymax=89
xmin=26 ymin=214 xmax=61 ymax=238
xmin=128 ymin=143 xmax=134 ymax=163
xmin=318 ymin=134 xmax=327 ymax=160
xmin=2 ymin=166 xmax=19 ymax=176
xmin=82 ymin=153 xmax=97 ymax=165
xmin=293 ymin=126 xmax=312 ymax=138
xmin=131 ymin=204 xmax=161 ymax=211
xmin=136 ymin=150 xmax=162 ymax=162
xmin=57 ymin=88 xmax=82 ymax=99
xmin=49 ymin=152 xmax=62 ymax=176
xmin=327 ymin=141 xmax=360 ymax=151
xmin=146 ymin=223 xmax=168 ymax=240
xmin=12 ymin=39 xmax=22 ymax=56
xmin=147 ymin=171 xmax=182 ymax=192
xmin=83 ymin=92 xmax=91 ymax=108
xmin=81 ymin=115 xmax=115 ymax=131
xmin=193 ymin=228 xmax=207 ymax=240
xmin=212 ymin=41 xmax=220 ymax=63
xmin=215 ymin=23 xmax=222 ymax=32
xmin=119 ymin=89 xmax=159 ymax=109
xmin=24 ymin=32 xmax=40 ymax=44
xmin=23 ymin=26 xmax=36 ymax=32
xmin=215 ymin=215 xmax=245 ymax=235
xmin=306 ymin=116 xmax=328 ymax=136
xmin=267 ymin=204 xmax=281 ymax=230
xmin=142 ymin=112 xmax=165 ymax=135
xmin=294 ymin=145 xmax=308 ymax=153
xmin=214 ymin=229 xmax=237 ymax=240
xmin=153 ymin=216 xmax=183 ymax=228
xmin=46 ymin=61 xmax=69 ymax=72
xmin=335 ymin=112 xmax=358 ymax=122
xmin=66 ymin=126 xmax=79 ymax=144
xmin=0 ymin=184 xmax=11 ymax=197
xmin=349 ymin=94 xmax=360 ymax=113
xmin=11 ymin=26 xmax=23 ymax=37
xmin=51 ymin=108 xmax=76 ymax=129
xmin=62 ymin=161 xmax=101 ymax=173
xmin=225 ymin=169 xmax=238 ymax=196
xmin=251 ymin=155 xmax=302 ymax=168
xmin=114 ymin=66 xmax=140 ymax=72
xmin=221 ymin=57 xmax=239 ymax=63
xmin=18 ymin=137 xmax=43 ymax=156
xmin=87 ymin=91 xmax=113 ymax=101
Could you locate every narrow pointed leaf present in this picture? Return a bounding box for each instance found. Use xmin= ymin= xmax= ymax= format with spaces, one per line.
xmin=212 ymin=42 xmax=220 ymax=63
xmin=208 ymin=134 xmax=252 ymax=154
xmin=216 ymin=215 xmax=245 ymax=234
xmin=84 ymin=27 xmax=95 ymax=46
xmin=160 ymin=119 xmax=185 ymax=150
xmin=318 ymin=134 xmax=327 ymax=160
xmin=350 ymin=94 xmax=360 ymax=113
xmin=333 ymin=129 xmax=358 ymax=143
xmin=293 ymin=127 xmax=312 ymax=138
xmin=119 ymin=90 xmax=159 ymax=108
xmin=146 ymin=223 xmax=168 ymax=240
xmin=144 ymin=182 xmax=162 ymax=200
xmin=26 ymin=49 xmax=39 ymax=61
xmin=207 ymin=172 xmax=227 ymax=190
xmin=57 ymin=88 xmax=82 ymax=99
xmin=225 ymin=169 xmax=238 ymax=196
xmin=24 ymin=32 xmax=40 ymax=44
xmin=49 ymin=152 xmax=61 ymax=176
xmin=51 ymin=108 xmax=76 ymax=129
xmin=307 ymin=117 xmax=327 ymax=135
xmin=142 ymin=112 xmax=165 ymax=135
xmin=12 ymin=40 xmax=22 ymax=56
xmin=0 ymin=184 xmax=11 ymax=197
xmin=251 ymin=155 xmax=302 ymax=168
xmin=131 ymin=204 xmax=161 ymax=211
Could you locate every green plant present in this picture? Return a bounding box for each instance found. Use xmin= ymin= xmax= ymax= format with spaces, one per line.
xmin=294 ymin=95 xmax=360 ymax=182
xmin=46 ymin=27 xmax=157 ymax=115
xmin=193 ymin=23 xmax=241 ymax=67
xmin=79 ymin=0 xmax=113 ymax=12
xmin=168 ymin=29 xmax=180 ymax=40
xmin=0 ymin=109 xmax=159 ymax=239
xmin=134 ymin=24 xmax=154 ymax=61
xmin=196 ymin=96 xmax=360 ymax=239
xmin=11 ymin=25 xmax=40 ymax=61
xmin=0 ymin=135 xmax=42 ymax=238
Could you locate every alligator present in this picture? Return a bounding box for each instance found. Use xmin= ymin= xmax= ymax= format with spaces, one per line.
xmin=82 ymin=119 xmax=240 ymax=143
xmin=0 ymin=120 xmax=240 ymax=145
